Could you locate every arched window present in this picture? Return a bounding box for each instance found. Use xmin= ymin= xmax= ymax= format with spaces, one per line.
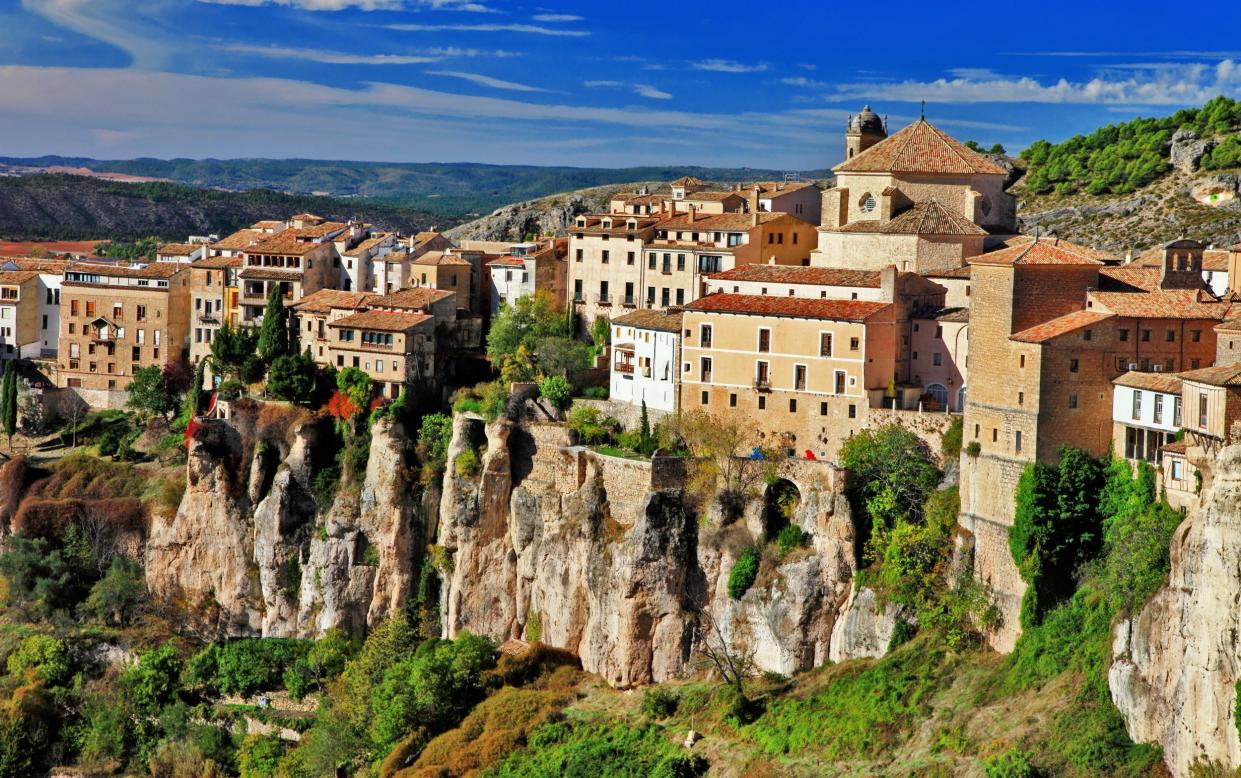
xmin=957 ymin=385 xmax=967 ymax=410
xmin=859 ymin=192 xmax=876 ymax=213
xmin=926 ymin=383 xmax=949 ymax=409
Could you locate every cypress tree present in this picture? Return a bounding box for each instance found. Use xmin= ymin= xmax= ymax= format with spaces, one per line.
xmin=187 ymin=359 xmax=207 ymax=417
xmin=256 ymin=285 xmax=290 ymax=363
xmin=639 ymin=400 xmax=652 ymax=455
xmin=2 ymin=366 xmax=17 ymax=450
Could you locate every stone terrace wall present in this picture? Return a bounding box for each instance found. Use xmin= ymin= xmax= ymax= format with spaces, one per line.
xmin=865 ymin=407 xmax=959 ymax=463
xmin=574 ymin=398 xmax=673 ymax=431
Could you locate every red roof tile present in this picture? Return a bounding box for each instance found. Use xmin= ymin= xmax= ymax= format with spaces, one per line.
xmin=1010 ymin=310 xmax=1113 ymax=343
xmin=1180 ymin=363 xmax=1241 ymax=387
xmin=833 ymin=199 xmax=985 ymax=236
xmin=685 ymin=293 xmax=889 ymax=321
xmin=1088 ymin=288 xmax=1229 ymax=320
xmin=1113 ymin=371 xmax=1184 ymax=394
xmin=832 ymin=118 xmax=1009 ymax=176
xmin=370 ymin=287 xmax=455 ymax=310
xmin=974 ymin=237 xmax=1107 ymax=267
xmin=290 ymin=289 xmax=374 ymax=315
xmin=706 ymin=265 xmax=881 ymax=288
xmin=611 ymin=308 xmax=684 ymax=332
xmin=328 ymin=310 xmax=431 ymax=332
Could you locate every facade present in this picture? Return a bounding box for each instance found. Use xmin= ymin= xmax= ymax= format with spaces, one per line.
xmin=909 ymin=307 xmax=969 ymax=412
xmin=155 ymin=243 xmax=204 ymax=264
xmin=57 ymin=262 xmax=191 ymax=392
xmin=188 ymin=255 xmax=241 ymax=365
xmin=290 ymin=289 xmax=375 ymax=364
xmin=609 ymin=309 xmax=682 ymax=414
xmin=1160 ymin=439 xmax=1199 ymax=512
xmin=680 ymin=293 xmax=899 ymax=460
xmin=486 ymin=241 xmax=566 ymax=315
xmin=1179 ymin=363 xmax=1241 ymax=455
xmin=0 ymin=271 xmax=42 ymax=359
xmin=1111 ymin=371 xmax=1183 ymax=464
xmin=412 ymin=252 xmax=476 ymax=313
xmin=237 ymin=231 xmax=339 ymax=324
xmin=567 ymin=213 xmax=661 ymax=328
xmin=326 ymin=310 xmax=436 ymax=399
xmin=1 ymin=258 xmax=67 ymax=357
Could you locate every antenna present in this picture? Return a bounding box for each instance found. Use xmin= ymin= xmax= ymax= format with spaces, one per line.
xmin=920 ymin=99 xmax=926 ymax=120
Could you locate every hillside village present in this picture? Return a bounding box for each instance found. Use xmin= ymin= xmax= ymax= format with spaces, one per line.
xmin=4 ymin=106 xmax=1241 ymax=776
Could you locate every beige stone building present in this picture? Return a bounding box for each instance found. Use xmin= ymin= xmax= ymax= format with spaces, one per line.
xmin=188 ymin=255 xmax=241 ymax=365
xmin=57 ymin=262 xmax=191 ymax=393
xmin=237 ymin=231 xmax=339 ymax=324
xmin=326 ymin=310 xmax=437 ymax=399
xmin=0 ymin=271 xmax=42 ymax=360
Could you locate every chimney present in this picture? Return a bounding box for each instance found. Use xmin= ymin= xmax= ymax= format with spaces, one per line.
xmin=687 ymin=207 xmax=696 ymax=223
xmin=880 ymin=264 xmax=897 ymax=301
xmin=748 ymin=188 xmax=760 ymax=215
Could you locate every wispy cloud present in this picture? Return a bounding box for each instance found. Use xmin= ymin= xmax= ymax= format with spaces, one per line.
xmin=426 ymin=70 xmax=548 ymax=92
xmin=386 ymin=22 xmax=590 ymax=36
xmin=691 ymin=59 xmax=768 ymax=73
xmin=222 ymin=43 xmax=440 ymax=64
xmin=633 ymin=83 xmax=671 ymax=100
xmin=200 ymin=0 xmax=496 ymax=10
xmin=532 ymin=13 xmax=582 ymax=22
xmin=583 ymin=80 xmax=623 ymax=88
xmin=781 ymin=76 xmax=828 ymax=88
xmin=22 ymin=0 xmax=172 ymax=68
xmin=946 ymin=67 xmax=1004 ymax=80
xmin=828 ymin=60 xmax=1241 ymax=105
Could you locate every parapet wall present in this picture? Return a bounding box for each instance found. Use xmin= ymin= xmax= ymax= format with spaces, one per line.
xmin=865 ymin=407 xmax=959 ymax=464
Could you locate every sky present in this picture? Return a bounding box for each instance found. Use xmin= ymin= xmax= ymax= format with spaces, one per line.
xmin=5 ymin=0 xmax=1241 ymax=169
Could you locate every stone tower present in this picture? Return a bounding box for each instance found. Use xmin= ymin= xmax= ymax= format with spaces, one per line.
xmin=845 ymin=105 xmax=887 ymax=160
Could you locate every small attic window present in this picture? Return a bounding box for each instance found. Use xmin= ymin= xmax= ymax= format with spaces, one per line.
xmin=979 ymin=195 xmax=992 ymax=216
xmin=859 ymin=193 xmax=876 ymax=213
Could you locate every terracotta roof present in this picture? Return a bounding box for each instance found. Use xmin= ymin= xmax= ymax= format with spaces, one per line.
xmin=833 ymin=199 xmax=986 ymax=236
xmin=1180 ymin=363 xmax=1241 ymax=387
xmin=914 ymin=306 xmax=969 ymax=323
xmin=670 ymin=176 xmax=704 ymax=186
xmin=238 ymin=268 xmax=303 ymax=281
xmin=64 ymin=261 xmax=183 ymax=279
xmin=487 ymin=256 xmax=526 ymax=268
xmin=974 ymin=237 xmax=1106 ymax=267
xmin=247 ymin=232 xmax=336 ymax=256
xmin=413 ymin=251 xmax=472 ymax=267
xmin=0 ymin=258 xmax=69 ymax=273
xmin=706 ymin=265 xmax=881 ymax=288
xmin=299 ymin=221 xmax=348 ymax=238
xmin=343 ymin=234 xmax=391 ymax=257
xmin=290 ymin=289 xmax=374 ymax=315
xmin=1162 ymin=438 xmax=1188 ymax=454
xmin=657 ymin=211 xmax=785 ymax=232
xmin=832 ymin=118 xmax=1008 ymax=176
xmin=191 ymin=255 xmax=242 ymax=270
xmin=0 ymin=271 xmax=40 ymax=285
xmin=328 ymin=310 xmax=431 ymax=332
xmin=745 ymin=181 xmax=818 ymax=195
xmin=1010 ymin=310 xmax=1113 ymax=343
xmin=1088 ymin=288 xmax=1228 ymax=320
xmin=610 ymin=308 xmax=684 ymax=333
xmin=251 ymin=220 xmax=285 ymax=229
xmin=413 ymin=231 xmax=441 ymax=243
xmin=1215 ymin=319 xmax=1241 ymax=333
xmin=1099 ymin=266 xmax=1160 ymax=292
xmin=370 ymin=287 xmax=455 ymax=310
xmin=615 ymin=193 xmax=663 ymax=205
xmin=685 ymin=293 xmax=889 ymax=321
xmin=683 ymin=191 xmax=744 ymax=202
xmin=290 ymin=213 xmax=323 ymax=222
xmin=210 ymin=229 xmax=267 ymax=251
xmin=156 ymin=243 xmax=198 ymax=257
xmin=1113 ymin=370 xmax=1184 ymax=394
xmin=1204 ymin=250 xmax=1230 ymax=272
xmin=924 ymin=265 xmax=972 ymax=279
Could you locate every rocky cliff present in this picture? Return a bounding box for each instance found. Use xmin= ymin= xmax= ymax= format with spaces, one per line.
xmin=1110 ymin=443 xmax=1241 ymax=776
xmin=146 ymin=411 xmax=427 ymax=638
xmin=444 ymin=183 xmax=646 ymax=243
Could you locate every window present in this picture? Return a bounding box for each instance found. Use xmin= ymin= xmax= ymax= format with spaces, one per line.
xmin=624 ymin=282 xmax=635 ymax=305
xmin=819 ymin=333 xmax=832 ymax=357
xmin=757 ymin=328 xmax=770 ymax=353
xmin=599 ymin=281 xmax=609 ymax=302
xmin=131 ymin=346 xmax=140 ymax=361
xmin=1166 ymin=329 xmax=1175 ymax=342
xmin=820 ymin=401 xmax=828 ymax=416
xmin=86 ymin=301 xmax=95 ymax=317
xmin=992 ymin=428 xmax=998 ymax=443
xmin=1119 ymin=328 xmax=1129 ymax=341
xmin=1083 ymin=329 xmax=1092 ymax=341
xmin=1015 ymin=431 xmax=1023 ymax=453
xmin=933 ymin=353 xmax=943 ymax=366
xmin=1172 ymin=460 xmax=1183 ymax=479
xmin=701 ymin=390 xmax=709 ymax=405
xmin=601 ymin=250 xmax=609 ymax=264
xmin=1199 ymin=392 xmax=1208 ymax=428
xmin=575 ymin=248 xmax=583 ymax=262
xmin=794 ymin=364 xmax=806 ymax=391
xmin=648 ymin=253 xmax=656 ymax=269
xmin=136 ymin=305 xmax=147 ymax=322
xmin=1019 ymin=354 xmax=1026 ymax=368
xmin=1018 ymin=391 xmax=1024 ymax=405
xmin=675 ymin=289 xmax=684 ymax=306
xmin=859 ymin=192 xmax=876 ymax=213
xmin=700 ymin=357 xmax=712 ymax=382
xmin=112 ymin=303 xmax=123 ymax=320
xmin=70 ymin=300 xmax=79 ymax=316
xmin=756 ymin=394 xmax=766 ymax=411
xmin=729 ymin=393 xmax=737 ymax=407
xmin=1154 ymin=394 xmax=1164 ymax=424
xmin=848 ymin=404 xmax=857 ymax=419
xmin=627 ymin=251 xmax=635 ymax=266
xmin=676 ymin=254 xmax=685 ymax=271
xmin=1069 ymin=394 xmax=1078 ymax=408
xmin=661 ymin=288 xmax=670 ymax=307
xmin=1070 ymin=358 xmax=1079 ymax=373
xmin=1132 ymin=391 xmax=1142 ymax=420
xmin=647 ymin=287 xmax=655 ymax=305
xmin=700 ymin=325 xmax=712 ymax=347
xmin=789 ymin=399 xmax=797 ymax=413
xmin=1141 ymin=329 xmax=1151 ymax=342
xmin=849 ymin=337 xmax=859 ymax=351
xmin=974 ymin=423 xmax=980 ymax=438
xmin=1192 ymin=329 xmax=1202 ymax=342
xmin=574 ymin=280 xmax=583 ymax=301
xmin=833 ymin=370 xmax=846 ymax=394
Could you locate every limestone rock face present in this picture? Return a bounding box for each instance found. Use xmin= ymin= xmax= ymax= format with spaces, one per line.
xmin=1171 ymin=128 xmax=1215 ymax=174
xmin=829 ymin=584 xmax=909 ymax=663
xmin=1109 ymin=443 xmax=1241 ymax=776
xmin=439 ymin=417 xmax=861 ymax=686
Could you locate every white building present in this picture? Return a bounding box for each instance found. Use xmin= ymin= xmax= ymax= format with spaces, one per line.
xmin=2 ymin=258 xmax=67 ymax=357
xmin=1111 ymin=371 xmax=1183 ymax=463
xmin=487 ymin=255 xmax=532 ymax=314
xmin=609 ymin=308 xmax=683 ymax=414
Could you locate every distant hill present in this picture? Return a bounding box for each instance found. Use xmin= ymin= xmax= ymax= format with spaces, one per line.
xmin=0 ymin=157 xmax=827 ymax=222
xmin=0 ymin=174 xmax=449 ymax=242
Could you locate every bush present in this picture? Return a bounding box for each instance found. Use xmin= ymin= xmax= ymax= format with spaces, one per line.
xmin=80 ymin=555 xmax=146 ymax=625
xmin=566 ymin=404 xmax=618 ymax=446
xmin=417 ymin=413 xmax=453 ymax=480
xmin=942 ymin=416 xmax=963 ymax=460
xmin=6 ymin=635 xmax=71 ymax=686
xmin=192 ymin=639 xmax=312 ymax=697
xmin=488 ymin=720 xmax=705 ymax=778
xmin=641 ymin=687 xmax=680 ymax=719
xmin=238 ymin=734 xmax=285 ymax=778
xmin=727 ymin=547 xmax=760 ymax=600
xmin=774 ymin=525 xmax=808 ymax=555
xmin=984 ymin=747 xmax=1040 ymax=777
xmin=266 ymin=353 xmax=318 ymax=404
xmin=582 ymin=386 xmax=608 ymax=399
xmin=122 ymin=645 xmax=183 ymax=713
xmin=537 ymin=374 xmax=573 ymax=412
xmin=965 ymin=441 xmax=981 ymax=457
xmin=455 ymin=448 xmax=480 ymax=478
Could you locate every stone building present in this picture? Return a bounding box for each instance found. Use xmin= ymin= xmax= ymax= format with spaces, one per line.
xmin=486 ymin=240 xmax=566 ymax=315
xmin=326 ymin=310 xmax=437 ymax=399
xmin=959 ymin=236 xmax=1228 ymax=651
xmin=188 ymin=254 xmax=240 ymax=366
xmin=237 ymin=230 xmax=340 ymax=324
xmin=0 ymin=257 xmax=67 ymax=358
xmin=0 ymin=271 xmax=42 ymax=360
xmin=609 ymin=308 xmax=683 ymax=414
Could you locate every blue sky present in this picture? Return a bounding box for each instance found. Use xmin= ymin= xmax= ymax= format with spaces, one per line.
xmin=4 ymin=0 xmax=1241 ymax=168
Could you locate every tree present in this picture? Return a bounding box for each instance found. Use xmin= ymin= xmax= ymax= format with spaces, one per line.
xmin=487 ymin=292 xmax=566 ymax=378
xmin=673 ymin=409 xmax=778 ymax=520
xmin=187 ymin=358 xmax=207 ymax=417
xmin=1 ymin=366 xmax=16 ymax=450
xmin=839 ymin=425 xmax=941 ymax=533
xmin=126 ymin=364 xmax=181 ymax=419
xmin=122 ymin=645 xmax=184 ymax=714
xmin=266 ymin=353 xmax=317 ymax=405
xmin=256 ymin=285 xmax=291 ymax=363
xmin=336 ymin=367 xmax=372 ymax=410
xmin=638 ymin=400 xmax=653 ymax=455
xmin=537 ymin=374 xmax=572 ymax=412
xmin=210 ymin=323 xmax=259 ymax=381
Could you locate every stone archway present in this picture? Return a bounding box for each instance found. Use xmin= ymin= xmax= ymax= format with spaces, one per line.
xmin=762 ymin=478 xmax=802 ymax=540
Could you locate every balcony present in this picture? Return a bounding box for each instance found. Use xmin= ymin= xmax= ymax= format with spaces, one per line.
xmin=622 ymin=297 xmax=637 ymax=308
xmin=754 ymin=377 xmax=771 ymax=392
xmin=197 ymin=311 xmax=220 ymax=324
xmin=615 ymin=362 xmax=634 ymax=374
xmin=595 ymin=293 xmax=612 ymax=306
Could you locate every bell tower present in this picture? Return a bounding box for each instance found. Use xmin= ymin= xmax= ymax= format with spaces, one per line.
xmin=845 ymin=105 xmax=887 ymax=160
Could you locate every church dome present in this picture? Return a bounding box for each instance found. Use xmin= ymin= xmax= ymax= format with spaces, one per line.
xmin=848 ymin=105 xmax=884 ymax=135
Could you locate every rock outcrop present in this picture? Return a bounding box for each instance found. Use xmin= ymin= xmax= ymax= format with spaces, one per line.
xmin=1171 ymin=128 xmax=1215 ymax=174
xmin=1110 ymin=443 xmax=1241 ymax=776
xmin=438 ymin=414 xmax=860 ymax=686
xmin=828 ymin=584 xmax=910 ymax=663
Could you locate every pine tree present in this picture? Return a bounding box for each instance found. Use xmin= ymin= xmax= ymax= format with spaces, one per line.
xmin=256 ymin=285 xmax=291 ymax=363
xmin=638 ymin=400 xmax=652 ymax=455
xmin=2 ymin=366 xmax=17 ymax=450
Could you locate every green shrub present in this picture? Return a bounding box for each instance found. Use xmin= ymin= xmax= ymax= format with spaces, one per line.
xmin=6 ymin=635 xmax=71 ymax=686
xmin=984 ymin=747 xmax=1040 ymax=778
xmin=537 ymin=374 xmax=573 ymax=412
xmin=361 ymin=545 xmax=380 ymax=567
xmin=641 ymin=686 xmax=680 ymax=719
xmin=965 ymin=441 xmax=981 ymax=457
xmin=942 ymin=416 xmax=963 ymax=459
xmin=455 ymin=448 xmax=480 ymax=478
xmin=193 ymin=639 xmax=313 ymax=698
xmin=122 ymin=645 xmax=183 ymax=713
xmin=775 ymin=524 xmax=808 ymax=555
xmin=239 ymin=733 xmax=285 ymax=778
xmin=312 ymin=465 xmax=341 ymax=508
xmin=727 ymin=547 xmax=760 ymax=600
xmin=488 ymin=720 xmax=705 ymax=778
xmin=566 ymin=404 xmax=618 ymax=446
xmin=582 ymin=386 xmax=608 ymax=399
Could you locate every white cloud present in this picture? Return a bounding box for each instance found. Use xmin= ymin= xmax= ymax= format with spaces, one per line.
xmin=691 ymin=59 xmax=768 ymax=73
xmin=583 ymin=80 xmax=623 ymax=88
xmin=633 ymin=83 xmax=671 ymax=100
xmin=387 ymin=22 xmax=590 ymax=36
xmin=831 ymin=60 xmax=1241 ymax=105
xmin=200 ymin=0 xmax=496 ymax=10
xmin=531 ymin=13 xmax=582 ymax=22
xmin=222 ymin=43 xmax=441 ymax=64
xmin=946 ymin=67 xmax=1004 ymax=80
xmin=426 ymin=70 xmax=548 ymax=92
xmin=21 ymin=0 xmax=172 ymax=68
xmin=781 ymin=76 xmax=828 ymax=88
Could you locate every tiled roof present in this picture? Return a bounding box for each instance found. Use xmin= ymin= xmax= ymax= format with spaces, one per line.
xmin=924 ymin=265 xmax=972 ymax=279
xmin=290 ymin=213 xmax=323 ymax=222
xmin=156 ymin=243 xmax=198 ymax=256
xmin=1088 ymin=288 xmax=1228 ymax=320
xmin=343 ymin=234 xmax=391 ymax=257
xmin=610 ymin=308 xmax=684 ymax=333
xmin=250 ymin=220 xmax=285 ymax=229
xmin=832 ymin=118 xmax=1009 ymax=175
xmin=1204 ymin=249 xmax=1230 ymax=272
xmin=683 ymin=191 xmax=744 ymax=202
xmin=1216 ymin=319 xmax=1241 ymax=333
xmin=973 ymin=236 xmax=1107 ymax=267
xmin=745 ymin=181 xmax=818 ymax=195
xmin=1180 ymin=363 xmax=1241 ymax=387
xmin=914 ymin=306 xmax=969 ymax=323
xmin=210 ymin=229 xmax=267 ymax=251
xmin=657 ymin=211 xmax=784 ymax=232
xmin=834 ymin=199 xmax=986 ymax=236
xmin=1100 ymin=266 xmax=1161 ymax=292
xmin=1010 ymin=310 xmax=1113 ymax=343
xmin=706 ymin=264 xmax=881 ymax=288
xmin=190 ymin=255 xmax=242 ymax=270
xmin=1162 ymin=438 xmax=1188 ymax=455
xmin=299 ymin=221 xmax=348 ymax=238
xmin=0 ymin=258 xmax=69 ymax=273
xmin=64 ymin=261 xmax=184 ymax=279
xmin=670 ymin=176 xmax=704 ymax=186
xmin=1113 ymin=370 xmax=1184 ymax=394
xmin=370 ymin=287 xmax=455 ymax=310
xmin=0 ymin=271 xmax=40 ymax=285
xmin=245 ymin=233 xmax=324 ymax=256
xmin=328 ymin=310 xmax=431 ymax=332
xmin=238 ymin=267 xmax=303 ymax=281
xmin=413 ymin=251 xmax=472 ymax=267
xmin=486 ymin=256 xmax=526 ymax=268
xmin=685 ymin=293 xmax=889 ymax=321
xmin=290 ymin=289 xmax=374 ymax=315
